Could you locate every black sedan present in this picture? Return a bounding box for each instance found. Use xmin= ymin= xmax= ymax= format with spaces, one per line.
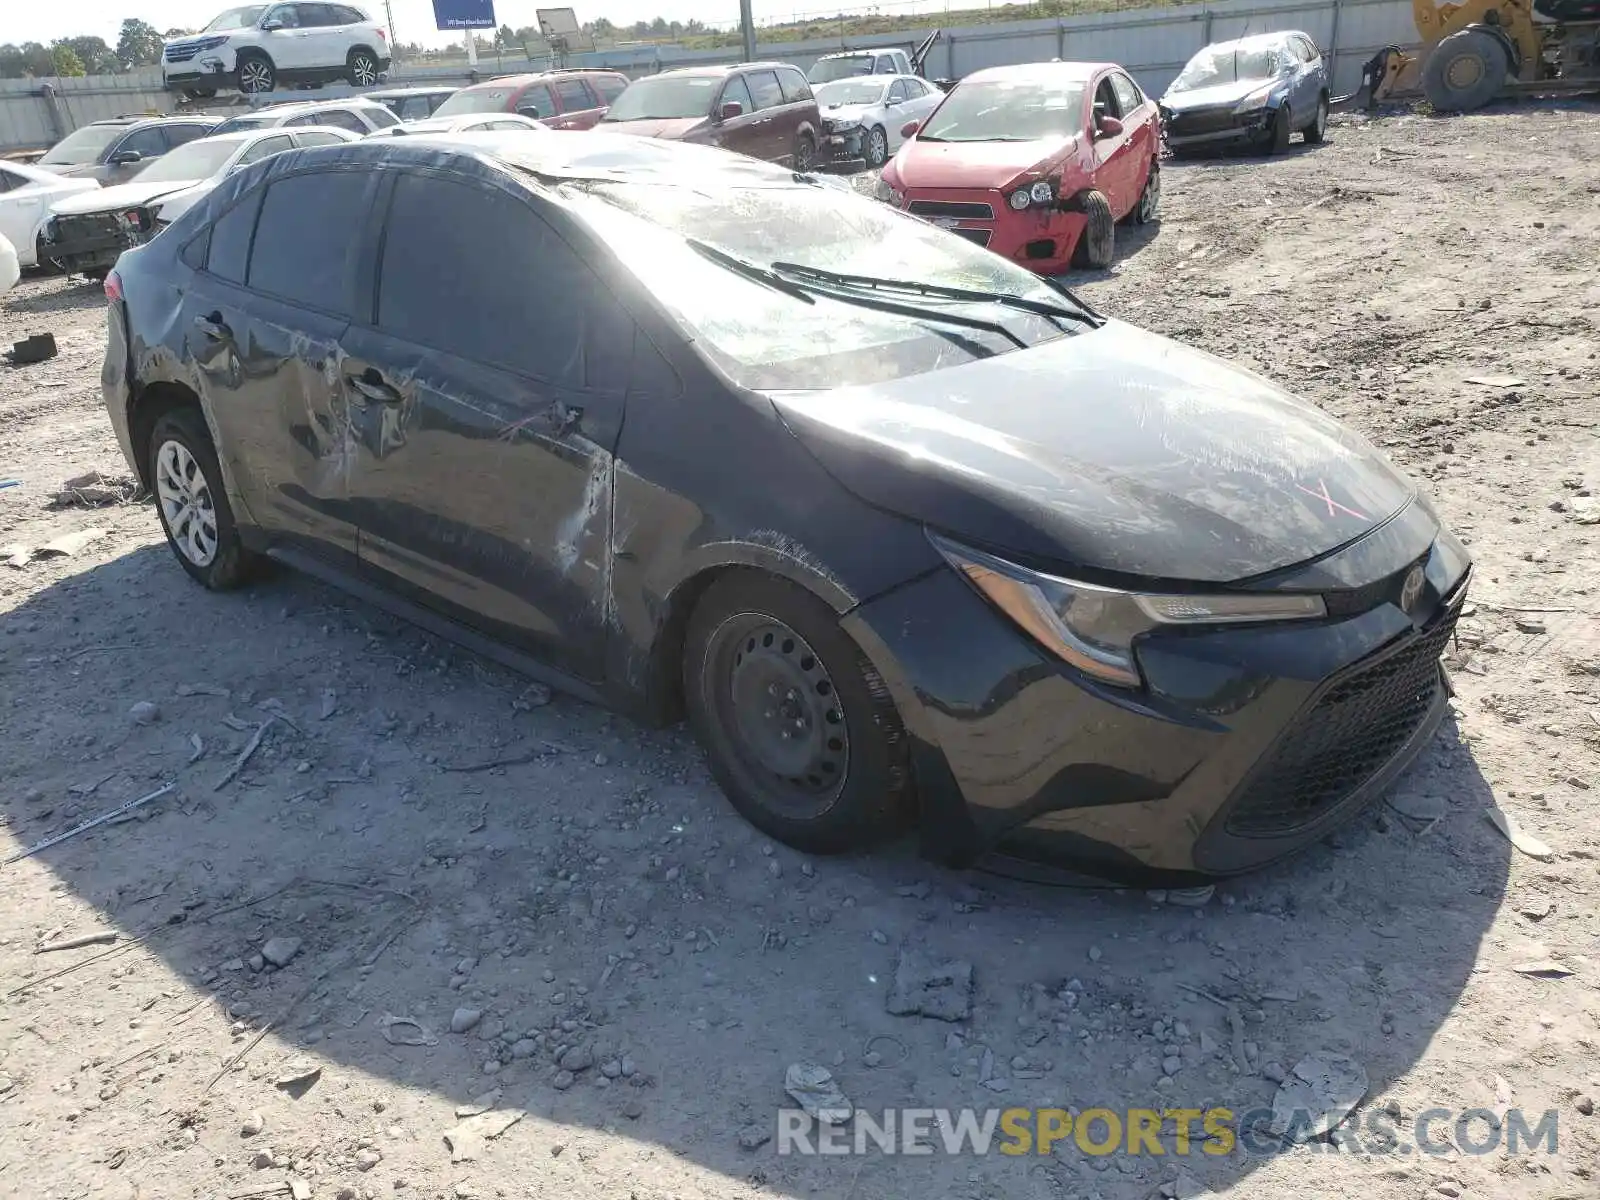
xmin=99 ymin=132 xmax=1469 ymax=884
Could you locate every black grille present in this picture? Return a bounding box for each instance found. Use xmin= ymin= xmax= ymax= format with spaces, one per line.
xmin=1165 ymin=106 xmax=1240 ymax=137
xmin=1224 ymin=612 xmax=1457 ymax=836
xmin=951 ymin=228 xmax=992 ymax=248
xmin=908 ymin=199 xmax=994 ymax=220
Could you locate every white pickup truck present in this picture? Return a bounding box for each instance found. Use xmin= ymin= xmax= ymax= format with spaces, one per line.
xmin=807 ymin=48 xmax=914 ymax=84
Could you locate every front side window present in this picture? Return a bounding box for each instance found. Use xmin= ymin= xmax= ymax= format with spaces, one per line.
xmin=1110 ymin=73 xmax=1142 ymax=115
xmin=212 ymin=114 xmax=275 ymax=136
xmin=114 ymin=128 xmax=170 ymax=160
xmin=744 ymin=70 xmax=784 ymax=111
xmin=887 ymin=80 xmax=909 ymax=104
xmin=0 ymin=167 xmax=23 ymax=193
xmin=375 ymin=172 xmax=630 ymax=390
xmin=720 ymin=75 xmax=755 ymax=116
xmin=920 ymin=77 xmax=1088 ymax=143
xmin=561 ymin=176 xmax=1073 ymax=391
xmin=590 ymin=74 xmax=627 ymax=104
xmin=264 ymin=4 xmax=301 ymax=27
xmin=247 ymin=169 xmax=370 ymax=311
xmin=289 ymin=109 xmax=365 ymax=133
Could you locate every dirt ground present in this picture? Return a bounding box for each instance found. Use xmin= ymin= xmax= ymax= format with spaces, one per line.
xmin=2 ymin=102 xmax=1598 ymax=1200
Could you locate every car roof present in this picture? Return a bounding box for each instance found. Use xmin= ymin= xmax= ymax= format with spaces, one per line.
xmin=364 ymin=85 xmax=458 ymax=98
xmin=818 ymin=49 xmax=893 ymax=57
xmin=255 ymin=97 xmax=385 ymax=116
xmin=1207 ymin=31 xmax=1301 ymax=50
xmin=460 ymin=69 xmax=621 ymax=90
xmin=653 ymin=61 xmax=791 ymax=79
xmin=90 ymin=114 xmax=221 ymax=128
xmin=964 ymin=60 xmax=1114 ymax=84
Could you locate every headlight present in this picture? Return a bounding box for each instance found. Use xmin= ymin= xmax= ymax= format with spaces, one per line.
xmin=1007 ymin=188 xmax=1031 ymax=211
xmin=932 ymin=535 xmax=1326 ymax=688
xmin=874 ymin=177 xmax=903 ymax=207
xmin=1234 ymin=85 xmax=1276 ymax=114
xmin=1008 ymin=179 xmax=1056 ymax=211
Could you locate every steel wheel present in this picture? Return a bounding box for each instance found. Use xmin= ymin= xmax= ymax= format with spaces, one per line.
xmin=710 ymin=616 xmax=849 ymax=817
xmin=865 ymin=126 xmax=888 ymax=168
xmin=349 ymin=52 xmax=378 ymax=87
xmin=238 ymin=55 xmax=275 ymax=94
xmin=155 ymin=439 xmax=219 ymax=568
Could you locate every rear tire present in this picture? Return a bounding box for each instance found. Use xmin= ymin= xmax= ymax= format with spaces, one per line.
xmin=864 ymin=125 xmax=889 ymax=168
xmin=1127 ymin=162 xmax=1160 ymax=226
xmin=1422 ymin=28 xmax=1509 ymax=113
xmin=683 ymin=572 xmax=914 ymax=855
xmin=1070 ymin=189 xmax=1116 ymax=268
xmin=147 ymin=407 xmax=260 ymax=591
xmin=347 ymin=49 xmax=379 ymax=88
xmin=236 ymin=52 xmax=276 ymax=95
xmin=1304 ymin=92 xmax=1329 ymax=143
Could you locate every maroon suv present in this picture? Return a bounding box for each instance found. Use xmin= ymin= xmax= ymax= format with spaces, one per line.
xmin=598 ymin=62 xmax=822 ymax=169
xmin=431 ymin=69 xmax=629 ymax=130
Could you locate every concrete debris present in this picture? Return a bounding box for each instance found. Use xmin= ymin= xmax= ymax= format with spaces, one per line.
xmin=241 ymin=1111 xmax=264 ymax=1137
xmin=885 ymin=948 xmax=974 ymax=1022
xmin=738 ymin=1124 xmax=771 ymax=1150
xmin=261 ymin=937 xmax=303 ymax=968
xmin=1510 ymin=960 xmax=1572 ymax=978
xmin=274 ymin=1060 xmax=322 ymax=1089
xmin=785 ymin=1062 xmax=852 ymax=1124
xmin=1485 ymin=807 xmax=1553 ymax=859
xmin=128 ymin=701 xmax=160 ymax=726
xmin=380 ymin=1014 xmax=438 ymax=1046
xmin=355 ymin=1147 xmax=382 ymax=1170
xmin=450 ymin=1007 xmax=483 ymax=1034
xmin=1268 ymin=1053 xmax=1368 ymax=1142
xmin=51 ymin=470 xmax=139 ymax=508
xmin=444 ymin=1107 xmax=526 ymax=1163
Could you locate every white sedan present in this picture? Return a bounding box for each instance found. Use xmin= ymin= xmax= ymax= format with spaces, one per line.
xmin=44 ymin=126 xmax=360 ymax=276
xmin=0 ymin=230 xmax=18 ymax=294
xmin=364 ymin=113 xmax=548 ymax=139
xmin=0 ymin=158 xmax=100 ymax=268
xmin=814 ymin=74 xmax=944 ymax=169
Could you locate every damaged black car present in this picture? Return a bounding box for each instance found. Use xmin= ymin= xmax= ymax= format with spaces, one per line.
xmin=100 ymin=132 xmax=1469 ymax=884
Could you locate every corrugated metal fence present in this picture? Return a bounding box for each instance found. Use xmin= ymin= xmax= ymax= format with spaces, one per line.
xmin=2 ymin=0 xmax=1417 ymax=154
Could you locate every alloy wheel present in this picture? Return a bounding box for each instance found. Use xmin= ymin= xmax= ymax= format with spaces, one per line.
xmin=712 ymin=616 xmax=850 ymax=817
xmin=1139 ymin=166 xmax=1161 ymax=222
xmin=351 ymin=54 xmax=377 ymax=86
xmin=239 ymin=59 xmax=274 ymax=93
xmin=155 ymin=439 xmax=220 ymax=567
xmin=867 ymin=127 xmax=888 ymax=167
xmin=794 ymin=133 xmax=816 ymax=172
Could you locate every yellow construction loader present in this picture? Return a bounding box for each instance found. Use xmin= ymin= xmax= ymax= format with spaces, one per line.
xmin=1345 ymin=0 xmax=1600 ymax=112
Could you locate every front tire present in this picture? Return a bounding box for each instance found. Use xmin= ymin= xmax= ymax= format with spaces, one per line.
xmin=792 ymin=130 xmax=817 ymax=172
xmin=1421 ymin=28 xmax=1508 ymax=113
xmin=347 ymin=49 xmax=379 ymax=87
xmin=148 ymin=407 xmax=259 ymax=590
xmin=864 ymin=125 xmax=888 ymax=169
xmin=1304 ymin=92 xmax=1329 ymax=143
xmin=236 ymin=52 xmax=276 ymax=95
xmin=684 ymin=572 xmax=914 ymax=854
xmin=1070 ymin=189 xmax=1116 ymax=269
xmin=1265 ymin=104 xmax=1292 ymax=154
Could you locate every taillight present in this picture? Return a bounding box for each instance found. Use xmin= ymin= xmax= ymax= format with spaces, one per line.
xmin=376 ymin=27 xmax=387 ymax=40
xmin=104 ymin=270 xmax=123 ymax=303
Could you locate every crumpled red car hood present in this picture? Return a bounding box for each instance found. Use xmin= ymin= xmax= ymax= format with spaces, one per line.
xmin=892 ymin=135 xmax=1078 ymax=190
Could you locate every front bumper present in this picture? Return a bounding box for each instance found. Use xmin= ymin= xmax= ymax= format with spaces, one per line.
xmin=842 ymin=514 xmax=1471 ymax=884
xmin=42 ymin=209 xmax=155 ymax=273
xmin=163 ymin=52 xmax=234 ymax=92
xmin=896 ymin=186 xmax=1086 ymax=275
xmin=1162 ymin=103 xmax=1275 ymax=149
xmin=820 ymin=123 xmax=866 ymax=169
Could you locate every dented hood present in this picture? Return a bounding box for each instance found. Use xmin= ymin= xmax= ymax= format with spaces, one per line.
xmin=1162 ymin=78 xmax=1275 ymax=111
xmin=770 ymin=320 xmax=1418 ymax=584
xmin=52 ymin=178 xmax=201 ymax=216
xmin=892 ymin=135 xmax=1077 ymax=190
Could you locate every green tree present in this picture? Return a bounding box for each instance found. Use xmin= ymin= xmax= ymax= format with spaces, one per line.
xmin=50 ymin=43 xmax=87 ymax=76
xmin=0 ymin=42 xmax=55 ymax=78
xmin=116 ymin=18 xmax=166 ymax=68
xmin=496 ymin=23 xmax=515 ymax=48
xmin=63 ymin=36 xmax=118 ymax=74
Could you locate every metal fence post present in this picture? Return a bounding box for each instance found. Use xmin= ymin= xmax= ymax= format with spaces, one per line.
xmin=39 ymin=83 xmax=68 ymax=142
xmin=1328 ymin=0 xmax=1344 ymax=80
xmin=947 ymin=32 xmax=956 ymax=79
xmin=1057 ymin=22 xmax=1066 ymax=58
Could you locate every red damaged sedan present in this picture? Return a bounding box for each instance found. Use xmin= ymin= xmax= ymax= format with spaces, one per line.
xmin=877 ymin=61 xmax=1160 ymax=273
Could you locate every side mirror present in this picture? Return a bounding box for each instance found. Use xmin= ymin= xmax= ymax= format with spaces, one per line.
xmin=900 ymin=119 xmax=921 ymax=139
xmin=111 ymin=150 xmax=144 ymax=165
xmin=1095 ymin=114 xmax=1124 ymax=139
xmin=719 ymin=100 xmax=744 ymax=120
xmin=261 ymin=18 xmax=283 ymax=30
xmin=515 ymin=105 xmax=542 ymax=118
xmin=886 ymin=94 xmax=902 ymax=107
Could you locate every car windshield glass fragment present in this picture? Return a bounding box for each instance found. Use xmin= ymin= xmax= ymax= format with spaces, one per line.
xmin=433 ymin=88 xmax=514 ymax=116
xmin=1171 ymin=44 xmax=1285 ymax=91
xmin=601 ymin=76 xmax=719 ymax=121
xmin=204 ymin=5 xmax=269 ymax=31
xmin=135 ymin=139 xmax=241 ymax=182
xmin=564 ymin=178 xmax=1072 ymax=391
xmin=816 ymin=79 xmax=887 ymax=107
xmin=808 ymin=56 xmax=873 ymax=83
xmin=38 ymin=125 xmax=124 ymax=166
xmin=919 ymin=80 xmax=1086 ymax=142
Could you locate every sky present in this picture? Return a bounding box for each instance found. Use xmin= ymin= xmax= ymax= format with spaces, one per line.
xmin=5 ymin=0 xmax=960 ymax=47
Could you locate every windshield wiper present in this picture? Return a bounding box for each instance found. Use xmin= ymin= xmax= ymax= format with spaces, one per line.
xmin=769 ymin=262 xmax=1103 ymax=328
xmin=685 ymin=238 xmax=814 ymax=304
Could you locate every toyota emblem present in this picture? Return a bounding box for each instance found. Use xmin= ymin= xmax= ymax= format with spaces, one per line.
xmin=1399 ymin=565 xmax=1426 ymax=614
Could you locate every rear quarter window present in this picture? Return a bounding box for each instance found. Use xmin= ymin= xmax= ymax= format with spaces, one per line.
xmin=744 ymin=70 xmax=784 ymax=110
xmin=590 ymin=74 xmax=627 ymax=104
xmin=204 ymin=191 xmax=263 ymax=284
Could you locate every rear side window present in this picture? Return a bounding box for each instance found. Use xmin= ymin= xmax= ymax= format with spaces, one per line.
xmin=554 ymin=79 xmax=594 ymax=112
xmin=396 ymin=96 xmax=431 ymax=120
xmin=238 ymin=134 xmax=293 ymax=165
xmin=290 ymin=108 xmax=367 ymax=133
xmin=295 ymin=130 xmax=346 ymax=146
xmin=206 ymin=192 xmax=263 ymax=284
xmin=777 ymin=67 xmax=812 ymax=103
xmin=590 ymin=74 xmax=627 ymax=104
xmin=165 ymin=123 xmax=213 ymax=149
xmin=518 ymin=84 xmax=556 ymax=118
xmin=375 ymin=173 xmax=630 ymax=390
xmin=335 ymin=5 xmax=366 ymax=21
xmin=116 ymin=127 xmax=168 ymax=160
xmin=744 ymin=70 xmax=784 ymax=111
xmin=248 ymin=170 xmax=370 ymax=311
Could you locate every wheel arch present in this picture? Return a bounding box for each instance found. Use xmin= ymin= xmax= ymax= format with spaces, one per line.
xmin=347 ymin=43 xmax=380 ymax=64
xmin=1462 ymin=21 xmax=1521 ymax=76
xmin=127 ymin=379 xmax=204 ymax=491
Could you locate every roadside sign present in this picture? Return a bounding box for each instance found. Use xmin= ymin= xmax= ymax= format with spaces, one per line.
xmin=432 ymin=0 xmax=496 ymax=31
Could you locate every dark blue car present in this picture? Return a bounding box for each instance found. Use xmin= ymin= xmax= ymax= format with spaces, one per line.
xmin=1160 ymin=31 xmax=1330 ymax=156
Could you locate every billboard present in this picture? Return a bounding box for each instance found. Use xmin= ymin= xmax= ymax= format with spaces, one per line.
xmin=432 ymin=0 xmax=497 ymax=31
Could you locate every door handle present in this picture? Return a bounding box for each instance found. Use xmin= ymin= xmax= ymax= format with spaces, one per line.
xmin=193 ymin=312 xmax=230 ymax=340
xmin=346 ymin=368 xmax=401 ymax=405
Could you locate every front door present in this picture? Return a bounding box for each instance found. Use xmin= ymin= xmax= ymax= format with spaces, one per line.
xmin=713 ymin=75 xmax=766 ymax=158
xmin=1089 ymin=75 xmax=1137 ymax=214
xmin=260 ymin=4 xmax=313 ymax=70
xmin=741 ymin=68 xmax=790 ymax=161
xmin=176 ymin=167 xmax=377 ymax=562
xmin=340 ymin=169 xmax=634 ymax=679
xmin=550 ymin=78 xmax=603 ymax=129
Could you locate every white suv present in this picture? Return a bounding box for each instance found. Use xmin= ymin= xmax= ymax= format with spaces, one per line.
xmin=163 ymin=3 xmax=390 ymax=98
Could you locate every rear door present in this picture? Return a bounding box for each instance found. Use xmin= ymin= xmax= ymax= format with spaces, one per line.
xmin=1291 ymin=37 xmax=1324 ymax=116
xmin=0 ymin=166 xmax=50 ymax=263
xmin=741 ymin=68 xmax=789 ymax=161
xmin=713 ymin=75 xmax=764 ymax=156
xmin=339 ymin=168 xmax=636 ymax=678
xmin=175 ymin=166 xmax=376 ymax=562
xmin=550 ymin=78 xmax=603 ymax=129
xmin=163 ymin=122 xmax=216 ymax=150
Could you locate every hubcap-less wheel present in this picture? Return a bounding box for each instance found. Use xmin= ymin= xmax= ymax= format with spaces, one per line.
xmin=239 ymin=58 xmax=274 ymax=93
xmin=715 ymin=616 xmax=849 ymax=817
xmin=155 ymin=439 xmax=219 ymax=567
xmin=1138 ymin=165 xmax=1160 ymax=222
xmin=794 ymin=134 xmax=816 ymax=172
xmin=866 ymin=127 xmax=888 ymax=168
xmin=351 ymin=53 xmax=377 ymax=86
